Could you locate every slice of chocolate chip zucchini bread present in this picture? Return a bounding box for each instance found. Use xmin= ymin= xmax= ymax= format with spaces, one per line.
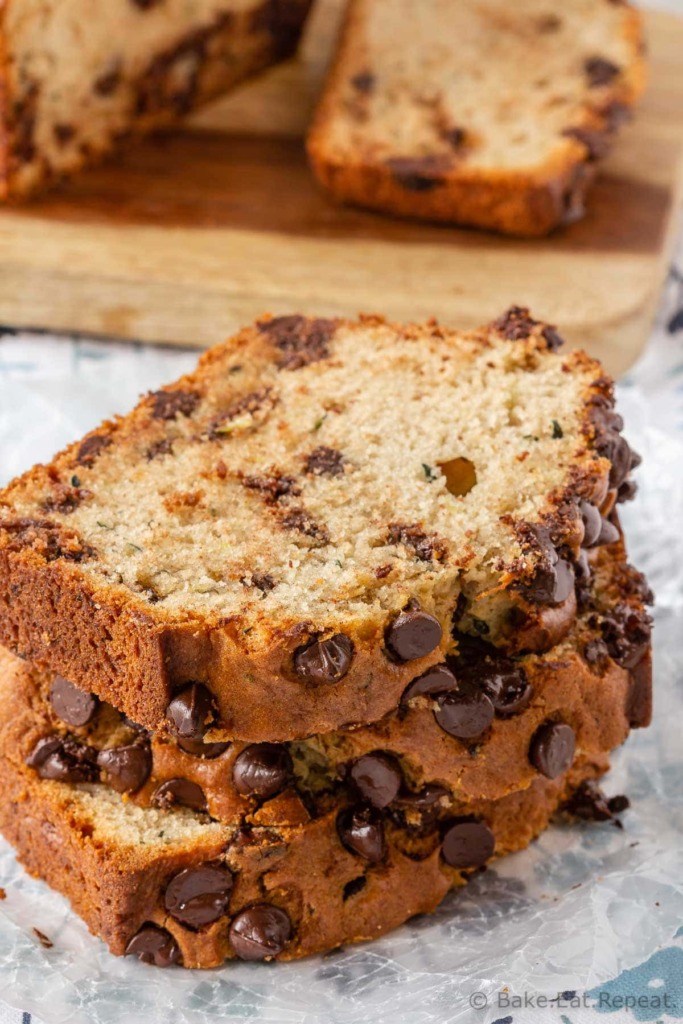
xmin=0 ymin=700 xmax=622 ymax=967
xmin=0 ymin=311 xmax=641 ymax=741
xmin=0 ymin=0 xmax=313 ymax=198
xmin=11 ymin=529 xmax=652 ymax=825
xmin=307 ymin=0 xmax=645 ymax=235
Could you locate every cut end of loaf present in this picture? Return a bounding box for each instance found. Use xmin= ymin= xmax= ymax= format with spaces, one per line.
xmin=0 ymin=311 xmax=608 ymax=628
xmin=0 ymin=309 xmax=642 ymax=739
xmin=307 ymin=0 xmax=646 ymax=234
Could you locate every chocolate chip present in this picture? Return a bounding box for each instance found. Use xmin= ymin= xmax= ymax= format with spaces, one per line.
xmin=233 ymin=744 xmax=292 ymax=799
xmin=617 ymin=478 xmax=638 ymax=503
xmin=386 ymin=155 xmax=451 ymax=191
xmin=434 ymin=685 xmax=495 ymax=740
xmin=97 ymin=743 xmax=151 ymax=794
xmin=26 ymin=735 xmax=99 ymax=783
xmin=575 ymin=548 xmax=591 ymax=585
xmin=258 ymin=315 xmax=336 ymax=371
xmin=401 ymin=664 xmax=457 ymax=702
xmin=26 ymin=736 xmax=62 ymax=767
xmin=76 ymin=433 xmax=112 ymax=467
xmin=387 ymin=522 xmax=448 ymax=563
xmin=351 ymin=70 xmax=375 ymax=93
xmin=492 ymin=306 xmax=540 ymax=340
xmin=337 ymin=805 xmax=386 ymax=862
xmin=594 ymin=516 xmax=620 ymax=547
xmin=607 ymin=794 xmax=630 ymax=814
xmin=241 ymin=572 xmax=276 ymax=595
xmin=520 ymin=526 xmax=575 ymax=605
xmin=478 ymin=662 xmax=533 ymax=717
xmin=94 ymin=62 xmax=122 ymax=97
xmin=391 ymin=784 xmax=449 ymax=829
xmin=601 ymin=603 xmax=652 ymax=669
xmin=177 ymin=737 xmax=231 ymax=759
xmin=605 ymin=434 xmax=633 ymax=488
xmin=441 ymin=819 xmax=495 ymax=868
xmin=150 ymin=389 xmax=199 ymax=421
xmin=229 ymin=904 xmax=292 ymax=961
xmin=125 ymin=925 xmax=181 ymax=967
xmin=580 ymin=500 xmax=602 ymax=547
xmin=165 ymin=865 xmax=233 ymax=929
xmin=564 ymin=780 xmax=613 ymax=821
xmin=53 ymin=123 xmax=75 ymax=145
xmin=348 ymin=753 xmax=402 ymax=809
xmin=49 ymin=675 xmax=99 ymax=727
xmin=304 ymin=446 xmax=346 ymax=477
xmin=553 ymin=558 xmax=575 ymax=603
xmin=293 ymin=634 xmax=353 ymax=683
xmin=585 ymin=56 xmax=620 ymax=86
xmin=242 ymin=473 xmax=301 ymax=504
xmin=542 ymin=326 xmax=565 ymax=351
xmin=152 ymin=778 xmax=207 ymax=813
xmin=584 ymin=637 xmax=609 ymax=667
xmin=166 ymin=684 xmax=217 ymax=741
xmin=529 ymin=722 xmax=575 ymax=778
xmin=385 ymin=607 xmax=442 ymax=661
xmin=444 ymin=126 xmax=466 ymax=149
xmin=42 ymin=484 xmax=90 ymax=515
xmin=146 ymin=438 xmax=174 ymax=461
xmin=278 ymin=507 xmax=330 ymax=544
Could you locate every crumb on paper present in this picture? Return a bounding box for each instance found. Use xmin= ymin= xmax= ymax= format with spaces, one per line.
xmin=32 ymin=927 xmax=53 ymax=949
xmin=0 ymin=887 xmax=6 ymax=900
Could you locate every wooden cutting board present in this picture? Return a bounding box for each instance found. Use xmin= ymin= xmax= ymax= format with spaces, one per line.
xmin=0 ymin=2 xmax=681 ymax=376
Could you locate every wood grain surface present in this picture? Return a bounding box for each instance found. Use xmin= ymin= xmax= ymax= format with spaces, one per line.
xmin=0 ymin=1 xmax=681 ymax=376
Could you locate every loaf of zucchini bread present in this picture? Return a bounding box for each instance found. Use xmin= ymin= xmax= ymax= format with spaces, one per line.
xmin=0 ymin=0 xmax=313 ymax=198
xmin=307 ymin=0 xmax=646 ymax=235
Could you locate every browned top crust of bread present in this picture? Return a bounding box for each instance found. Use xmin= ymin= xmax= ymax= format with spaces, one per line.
xmin=0 ymin=312 xmax=641 ymax=740
xmin=307 ymin=0 xmax=646 ymax=236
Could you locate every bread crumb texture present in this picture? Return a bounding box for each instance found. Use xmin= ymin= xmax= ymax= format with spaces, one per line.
xmin=307 ymin=0 xmax=645 ymax=233
xmin=0 ymin=313 xmax=611 ymax=641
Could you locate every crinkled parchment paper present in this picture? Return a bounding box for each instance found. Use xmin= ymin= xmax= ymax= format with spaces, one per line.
xmin=0 ymin=338 xmax=681 ymax=1024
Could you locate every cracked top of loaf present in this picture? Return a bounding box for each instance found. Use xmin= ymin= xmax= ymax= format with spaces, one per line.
xmin=0 ymin=311 xmax=639 ymax=740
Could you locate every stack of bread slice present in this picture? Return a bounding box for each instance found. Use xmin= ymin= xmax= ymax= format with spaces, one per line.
xmin=0 ymin=311 xmax=651 ymax=966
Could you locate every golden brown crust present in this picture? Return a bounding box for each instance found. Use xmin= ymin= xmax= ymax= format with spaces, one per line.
xmin=307 ymin=0 xmax=647 ymax=236
xmin=0 ymin=741 xmax=609 ymax=966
